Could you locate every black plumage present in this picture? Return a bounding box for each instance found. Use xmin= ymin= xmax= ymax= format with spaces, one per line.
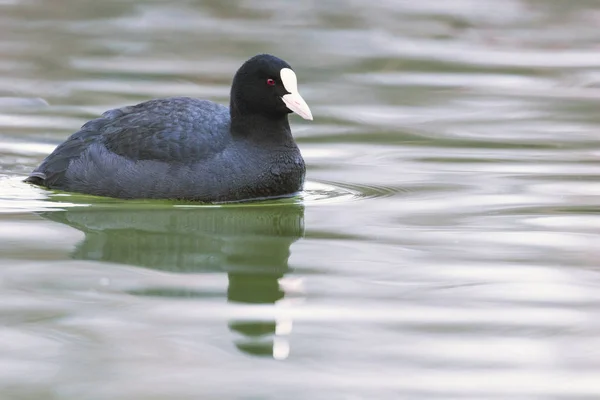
xmin=25 ymin=54 xmax=310 ymax=203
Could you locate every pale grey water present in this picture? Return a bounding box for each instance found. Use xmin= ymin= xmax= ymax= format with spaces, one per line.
xmin=1 ymin=1 xmax=600 ymax=399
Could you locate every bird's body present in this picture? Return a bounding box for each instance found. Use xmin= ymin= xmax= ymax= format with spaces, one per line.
xmin=25 ymin=54 xmax=312 ymax=203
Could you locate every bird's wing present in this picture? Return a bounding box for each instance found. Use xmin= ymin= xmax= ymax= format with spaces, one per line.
xmin=26 ymin=97 xmax=231 ymax=187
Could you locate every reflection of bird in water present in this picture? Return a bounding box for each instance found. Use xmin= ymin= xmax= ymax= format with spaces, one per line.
xmin=38 ymin=203 xmax=305 ymax=358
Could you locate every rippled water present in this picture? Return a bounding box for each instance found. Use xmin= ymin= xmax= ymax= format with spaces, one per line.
xmin=2 ymin=0 xmax=600 ymax=399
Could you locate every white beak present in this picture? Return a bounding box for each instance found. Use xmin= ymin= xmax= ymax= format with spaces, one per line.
xmin=280 ymin=68 xmax=313 ymax=121
xmin=282 ymin=92 xmax=313 ymax=120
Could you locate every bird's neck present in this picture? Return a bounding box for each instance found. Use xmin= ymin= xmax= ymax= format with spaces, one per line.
xmin=230 ymin=111 xmax=295 ymax=146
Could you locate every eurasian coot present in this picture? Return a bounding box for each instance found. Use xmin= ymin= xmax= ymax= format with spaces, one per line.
xmin=25 ymin=54 xmax=313 ymax=203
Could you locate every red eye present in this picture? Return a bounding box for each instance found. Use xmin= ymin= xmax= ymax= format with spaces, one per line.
xmin=266 ymin=78 xmax=275 ymax=86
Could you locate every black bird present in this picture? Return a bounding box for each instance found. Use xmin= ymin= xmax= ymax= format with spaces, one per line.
xmin=25 ymin=54 xmax=313 ymax=203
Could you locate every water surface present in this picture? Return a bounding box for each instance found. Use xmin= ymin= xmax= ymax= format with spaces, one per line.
xmin=2 ymin=0 xmax=600 ymax=399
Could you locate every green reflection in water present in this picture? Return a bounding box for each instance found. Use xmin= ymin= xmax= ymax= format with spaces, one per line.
xmin=38 ymin=202 xmax=305 ymax=359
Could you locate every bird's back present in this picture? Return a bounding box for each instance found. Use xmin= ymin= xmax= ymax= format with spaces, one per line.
xmin=26 ymin=97 xmax=235 ymax=199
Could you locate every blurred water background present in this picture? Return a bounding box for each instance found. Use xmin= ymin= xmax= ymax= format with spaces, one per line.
xmin=1 ymin=0 xmax=600 ymax=399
